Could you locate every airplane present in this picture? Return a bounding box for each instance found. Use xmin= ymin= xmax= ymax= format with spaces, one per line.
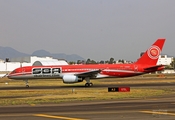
xmin=7 ymin=38 xmax=166 ymax=87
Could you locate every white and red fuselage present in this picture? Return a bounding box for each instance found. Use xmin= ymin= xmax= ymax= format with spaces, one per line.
xmin=8 ymin=64 xmax=164 ymax=80
xmin=7 ymin=38 xmax=166 ymax=87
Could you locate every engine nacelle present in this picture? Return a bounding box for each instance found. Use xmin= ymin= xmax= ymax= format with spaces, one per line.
xmin=62 ymin=75 xmax=79 ymax=83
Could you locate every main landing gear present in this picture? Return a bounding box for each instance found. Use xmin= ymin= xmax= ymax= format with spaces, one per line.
xmin=85 ymin=82 xmax=93 ymax=87
xmin=24 ymin=80 xmax=29 ymax=88
xmin=84 ymin=77 xmax=93 ymax=87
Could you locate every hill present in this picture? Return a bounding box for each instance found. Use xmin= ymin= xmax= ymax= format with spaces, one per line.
xmin=0 ymin=46 xmax=85 ymax=62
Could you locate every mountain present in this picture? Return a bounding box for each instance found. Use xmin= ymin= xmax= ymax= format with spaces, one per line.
xmin=0 ymin=46 xmax=85 ymax=62
xmin=32 ymin=50 xmax=52 ymax=56
xmin=32 ymin=50 xmax=85 ymax=62
xmin=0 ymin=46 xmax=30 ymax=59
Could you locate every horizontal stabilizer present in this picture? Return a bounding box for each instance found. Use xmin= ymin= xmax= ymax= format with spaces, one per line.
xmin=144 ymin=65 xmax=164 ymax=71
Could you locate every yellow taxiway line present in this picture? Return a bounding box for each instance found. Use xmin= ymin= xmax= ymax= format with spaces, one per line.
xmin=34 ymin=114 xmax=88 ymax=120
xmin=140 ymin=110 xmax=175 ymax=116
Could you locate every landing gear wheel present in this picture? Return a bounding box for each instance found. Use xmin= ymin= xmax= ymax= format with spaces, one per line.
xmin=24 ymin=80 xmax=29 ymax=88
xmin=89 ymin=83 xmax=93 ymax=87
xmin=85 ymin=83 xmax=89 ymax=87
xmin=85 ymin=83 xmax=93 ymax=87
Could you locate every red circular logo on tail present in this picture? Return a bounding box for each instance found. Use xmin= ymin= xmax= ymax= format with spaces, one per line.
xmin=147 ymin=45 xmax=160 ymax=59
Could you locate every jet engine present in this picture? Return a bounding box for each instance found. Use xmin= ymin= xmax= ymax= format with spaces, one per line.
xmin=62 ymin=75 xmax=79 ymax=83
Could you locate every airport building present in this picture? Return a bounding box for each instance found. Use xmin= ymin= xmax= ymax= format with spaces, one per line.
xmin=157 ymin=55 xmax=173 ymax=65
xmin=0 ymin=56 xmax=68 ymax=72
xmin=157 ymin=55 xmax=175 ymax=74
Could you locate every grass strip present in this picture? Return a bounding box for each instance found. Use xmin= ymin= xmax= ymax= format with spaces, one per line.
xmin=0 ymin=88 xmax=173 ymax=106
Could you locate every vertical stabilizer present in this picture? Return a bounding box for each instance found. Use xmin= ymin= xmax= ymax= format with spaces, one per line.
xmin=135 ymin=38 xmax=165 ymax=65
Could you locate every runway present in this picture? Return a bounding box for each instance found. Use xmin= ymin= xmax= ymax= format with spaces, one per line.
xmin=0 ymin=94 xmax=175 ymax=120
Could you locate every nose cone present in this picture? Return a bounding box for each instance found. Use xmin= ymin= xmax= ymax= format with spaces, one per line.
xmin=7 ymin=69 xmax=16 ymax=79
xmin=7 ymin=73 xmax=12 ymax=79
xmin=7 ymin=69 xmax=24 ymax=80
xmin=7 ymin=71 xmax=15 ymax=79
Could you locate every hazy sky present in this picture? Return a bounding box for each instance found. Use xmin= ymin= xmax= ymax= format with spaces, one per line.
xmin=0 ymin=0 xmax=175 ymax=61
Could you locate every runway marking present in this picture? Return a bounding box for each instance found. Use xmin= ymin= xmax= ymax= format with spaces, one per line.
xmin=34 ymin=114 xmax=87 ymax=120
xmin=140 ymin=110 xmax=175 ymax=116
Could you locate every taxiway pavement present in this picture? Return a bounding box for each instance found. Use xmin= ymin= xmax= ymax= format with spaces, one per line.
xmin=0 ymin=94 xmax=175 ymax=120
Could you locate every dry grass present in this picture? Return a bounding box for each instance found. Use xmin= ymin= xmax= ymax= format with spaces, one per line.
xmin=0 ymin=88 xmax=173 ymax=106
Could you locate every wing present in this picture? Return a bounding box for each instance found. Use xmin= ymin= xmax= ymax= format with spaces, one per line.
xmin=75 ymin=69 xmax=102 ymax=78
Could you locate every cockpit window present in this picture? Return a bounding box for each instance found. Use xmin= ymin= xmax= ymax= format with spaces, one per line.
xmin=11 ymin=70 xmax=16 ymax=74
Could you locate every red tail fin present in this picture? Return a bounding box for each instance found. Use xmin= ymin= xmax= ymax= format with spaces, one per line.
xmin=135 ymin=38 xmax=165 ymax=65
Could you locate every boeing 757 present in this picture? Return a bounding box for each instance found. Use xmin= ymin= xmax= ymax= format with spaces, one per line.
xmin=8 ymin=38 xmax=165 ymax=87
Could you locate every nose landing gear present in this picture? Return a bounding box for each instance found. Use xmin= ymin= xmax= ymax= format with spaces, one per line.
xmin=24 ymin=80 xmax=29 ymax=88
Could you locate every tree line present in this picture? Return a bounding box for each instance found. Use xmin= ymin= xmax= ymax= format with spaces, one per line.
xmin=69 ymin=57 xmax=175 ymax=69
xmin=69 ymin=58 xmax=127 ymax=65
